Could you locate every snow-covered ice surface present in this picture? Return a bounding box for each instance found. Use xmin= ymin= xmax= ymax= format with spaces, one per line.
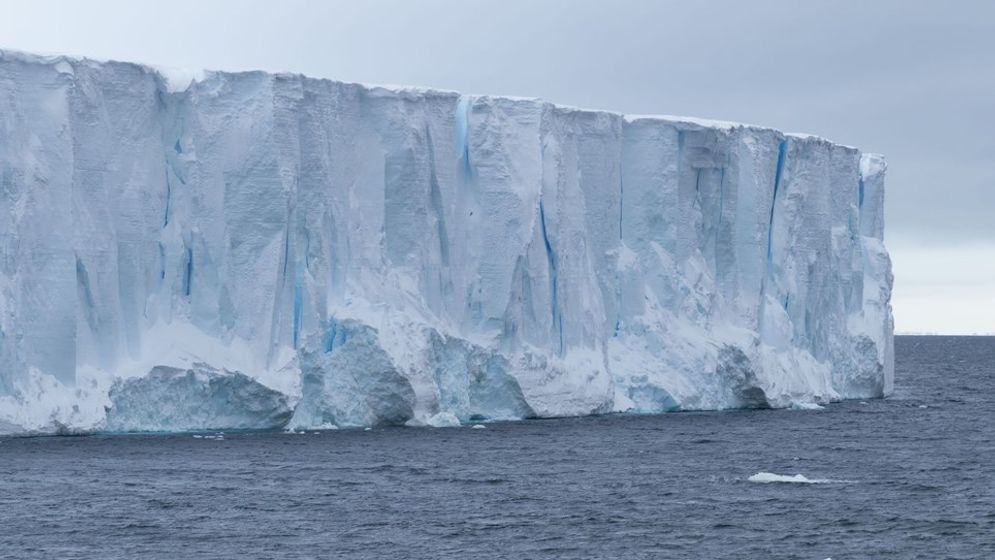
xmin=0 ymin=49 xmax=893 ymax=433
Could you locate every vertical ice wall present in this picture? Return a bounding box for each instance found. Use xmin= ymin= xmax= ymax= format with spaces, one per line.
xmin=0 ymin=51 xmax=893 ymax=431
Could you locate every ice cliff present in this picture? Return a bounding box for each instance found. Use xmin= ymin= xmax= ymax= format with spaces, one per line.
xmin=0 ymin=50 xmax=893 ymax=433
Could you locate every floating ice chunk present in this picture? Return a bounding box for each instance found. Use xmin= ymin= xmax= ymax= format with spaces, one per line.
xmin=105 ymin=364 xmax=293 ymax=432
xmin=790 ymin=401 xmax=824 ymax=410
xmin=426 ymin=411 xmax=461 ymax=428
xmin=289 ymin=320 xmax=416 ymax=429
xmin=748 ymin=472 xmax=841 ymax=484
xmin=471 ymin=424 xmax=487 ymax=429
xmin=425 ymin=331 xmax=535 ymax=423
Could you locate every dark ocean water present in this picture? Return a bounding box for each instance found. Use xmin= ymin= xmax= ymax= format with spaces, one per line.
xmin=1 ymin=335 xmax=993 ymax=559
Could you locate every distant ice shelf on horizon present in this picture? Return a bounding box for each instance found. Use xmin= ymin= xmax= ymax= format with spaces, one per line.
xmin=0 ymin=48 xmax=893 ymax=434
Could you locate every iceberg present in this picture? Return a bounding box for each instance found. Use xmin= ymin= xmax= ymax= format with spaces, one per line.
xmin=105 ymin=364 xmax=293 ymax=432
xmin=747 ymin=472 xmax=843 ymax=484
xmin=289 ymin=319 xmax=416 ymax=429
xmin=0 ymin=49 xmax=893 ymax=433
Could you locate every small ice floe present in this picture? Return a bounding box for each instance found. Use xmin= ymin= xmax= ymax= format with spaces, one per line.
xmin=426 ymin=412 xmax=461 ymax=428
xmin=918 ymin=405 xmax=928 ymax=409
xmin=192 ymin=434 xmax=203 ymax=439
xmin=747 ymin=472 xmax=840 ymax=484
xmin=790 ymin=401 xmax=824 ymax=411
xmin=859 ymin=401 xmax=869 ymax=405
xmin=471 ymin=424 xmax=486 ymax=429
xmin=363 ymin=427 xmax=372 ymax=431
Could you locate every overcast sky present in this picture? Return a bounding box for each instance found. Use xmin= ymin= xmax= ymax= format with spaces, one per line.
xmin=3 ymin=0 xmax=993 ymax=333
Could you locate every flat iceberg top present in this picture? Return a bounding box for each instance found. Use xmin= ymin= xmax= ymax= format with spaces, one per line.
xmin=0 ymin=46 xmax=862 ymax=151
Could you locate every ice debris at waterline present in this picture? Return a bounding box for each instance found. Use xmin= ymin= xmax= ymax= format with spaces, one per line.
xmin=0 ymin=49 xmax=893 ymax=434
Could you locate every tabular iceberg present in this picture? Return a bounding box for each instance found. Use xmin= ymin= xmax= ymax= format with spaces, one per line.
xmin=0 ymin=50 xmax=893 ymax=433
